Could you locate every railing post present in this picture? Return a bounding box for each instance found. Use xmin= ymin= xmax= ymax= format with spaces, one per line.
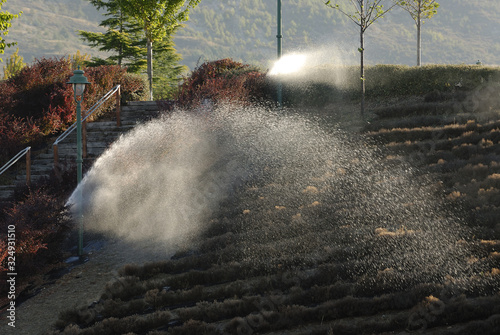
xmin=53 ymin=144 xmax=59 ymax=169
xmin=116 ymin=85 xmax=121 ymax=127
xmin=26 ymin=147 xmax=31 ymax=186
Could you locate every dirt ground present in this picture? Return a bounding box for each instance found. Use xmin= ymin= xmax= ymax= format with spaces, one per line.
xmin=1 ymin=235 xmax=175 ymax=335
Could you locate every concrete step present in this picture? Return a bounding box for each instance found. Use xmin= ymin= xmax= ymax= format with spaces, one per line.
xmin=4 ymin=100 xmax=162 ymax=195
xmin=15 ymin=174 xmax=50 ymax=182
xmin=124 ymin=101 xmax=159 ymax=110
xmin=0 ymin=185 xmax=16 ymax=200
xmin=86 ymin=121 xmax=135 ymax=128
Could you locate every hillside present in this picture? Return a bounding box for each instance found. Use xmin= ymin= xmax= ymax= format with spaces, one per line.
xmin=9 ymin=91 xmax=500 ymax=334
xmin=0 ymin=61 xmax=499 ymax=333
xmin=1 ymin=0 xmax=500 ymax=74
xmin=0 ymin=0 xmax=105 ymax=67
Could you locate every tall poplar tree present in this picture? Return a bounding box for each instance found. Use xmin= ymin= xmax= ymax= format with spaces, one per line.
xmin=118 ymin=0 xmax=201 ymax=100
xmin=325 ymin=0 xmax=396 ymax=118
xmin=396 ymin=0 xmax=439 ymax=66
xmin=0 ymin=0 xmax=21 ymax=61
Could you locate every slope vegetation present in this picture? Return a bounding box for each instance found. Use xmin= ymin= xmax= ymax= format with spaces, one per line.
xmin=45 ymin=79 xmax=500 ymax=334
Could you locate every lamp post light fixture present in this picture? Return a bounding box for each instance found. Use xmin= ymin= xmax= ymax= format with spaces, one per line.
xmin=67 ymin=68 xmax=90 ymax=257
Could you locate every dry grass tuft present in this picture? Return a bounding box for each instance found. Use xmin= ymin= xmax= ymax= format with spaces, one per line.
xmin=302 ymin=186 xmax=319 ymax=194
xmin=489 ymin=251 xmax=500 ymax=259
xmin=480 ymin=240 xmax=500 ymax=246
xmin=446 ymin=191 xmax=463 ymax=201
xmin=375 ymin=227 xmax=415 ymax=237
xmin=307 ymin=201 xmax=321 ymax=207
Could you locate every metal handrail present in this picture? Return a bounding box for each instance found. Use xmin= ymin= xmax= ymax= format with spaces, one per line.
xmin=53 ymin=84 xmax=121 ymax=167
xmin=0 ymin=146 xmax=31 ymax=185
xmin=54 ymin=84 xmax=121 ymax=146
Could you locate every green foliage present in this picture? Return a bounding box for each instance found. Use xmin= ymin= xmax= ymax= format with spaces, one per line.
xmin=398 ymin=0 xmax=440 ymax=22
xmin=68 ymin=50 xmax=91 ymax=70
xmin=118 ymin=0 xmax=201 ymax=42
xmin=117 ymin=0 xmax=201 ymax=99
xmin=152 ymin=36 xmax=187 ymax=100
xmin=0 ymin=0 xmax=21 ymax=60
xmin=79 ymin=0 xmax=147 ymax=72
xmin=2 ymin=46 xmax=24 ymax=79
xmin=80 ymin=1 xmax=187 ymax=100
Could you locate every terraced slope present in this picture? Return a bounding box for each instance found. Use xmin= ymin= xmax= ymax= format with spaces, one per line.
xmin=45 ymin=103 xmax=500 ymax=335
xmin=366 ymin=97 xmax=500 ymax=235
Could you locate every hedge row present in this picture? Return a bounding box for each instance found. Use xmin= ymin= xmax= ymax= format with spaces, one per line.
xmin=278 ymin=64 xmax=500 ymax=106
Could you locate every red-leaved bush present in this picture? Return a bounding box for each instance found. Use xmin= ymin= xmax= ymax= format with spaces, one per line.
xmin=0 ymin=57 xmax=146 ymax=163
xmin=0 ymin=187 xmax=72 ymax=295
xmin=175 ymin=58 xmax=269 ymax=108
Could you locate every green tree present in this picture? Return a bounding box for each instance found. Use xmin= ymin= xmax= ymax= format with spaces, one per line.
xmin=153 ymin=34 xmax=187 ymax=100
xmin=68 ymin=50 xmax=92 ymax=70
xmin=118 ymin=0 xmax=201 ymax=100
xmin=79 ymin=0 xmax=146 ymax=73
xmin=2 ymin=47 xmax=24 ymax=79
xmin=325 ymin=0 xmax=396 ymax=118
xmin=0 ymin=0 xmax=21 ymax=61
xmin=396 ymin=0 xmax=439 ymax=66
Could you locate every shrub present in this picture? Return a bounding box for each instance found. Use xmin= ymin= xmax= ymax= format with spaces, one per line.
xmin=0 ymin=188 xmax=72 ymax=293
xmin=279 ymin=64 xmax=500 ymax=106
xmin=175 ymin=58 xmax=269 ymax=108
xmin=0 ymin=57 xmax=147 ymax=163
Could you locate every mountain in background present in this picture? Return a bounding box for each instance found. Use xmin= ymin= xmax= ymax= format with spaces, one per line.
xmin=1 ymin=0 xmax=500 ymax=75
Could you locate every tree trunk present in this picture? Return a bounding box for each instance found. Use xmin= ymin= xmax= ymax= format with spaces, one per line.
xmin=360 ymin=26 xmax=365 ymax=120
xmin=147 ymin=38 xmax=153 ymax=101
xmin=417 ymin=8 xmax=422 ymax=66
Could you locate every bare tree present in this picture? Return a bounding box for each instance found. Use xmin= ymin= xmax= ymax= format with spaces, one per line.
xmin=325 ymin=0 xmax=396 ymax=118
xmin=396 ymin=1 xmax=439 ymax=66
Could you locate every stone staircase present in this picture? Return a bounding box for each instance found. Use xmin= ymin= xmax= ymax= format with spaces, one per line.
xmin=0 ymin=101 xmax=161 ymax=201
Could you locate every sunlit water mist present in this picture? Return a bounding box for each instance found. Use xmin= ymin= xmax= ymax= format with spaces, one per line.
xmin=267 ymin=46 xmax=356 ymax=86
xmin=68 ymin=103 xmax=470 ymax=283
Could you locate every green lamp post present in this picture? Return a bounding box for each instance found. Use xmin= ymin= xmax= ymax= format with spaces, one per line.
xmin=277 ymin=0 xmax=283 ymax=106
xmin=67 ymin=68 xmax=90 ymax=257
